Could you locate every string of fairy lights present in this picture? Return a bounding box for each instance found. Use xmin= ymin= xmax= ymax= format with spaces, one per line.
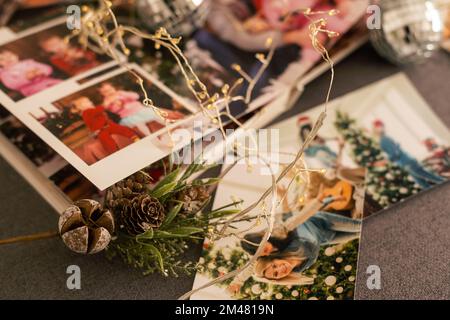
xmin=71 ymin=0 xmax=339 ymax=299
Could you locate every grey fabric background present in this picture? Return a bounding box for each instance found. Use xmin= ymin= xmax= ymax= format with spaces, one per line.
xmin=0 ymin=44 xmax=449 ymax=300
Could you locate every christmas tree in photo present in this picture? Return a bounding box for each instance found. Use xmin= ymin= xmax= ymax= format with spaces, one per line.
xmin=334 ymin=111 xmax=421 ymax=208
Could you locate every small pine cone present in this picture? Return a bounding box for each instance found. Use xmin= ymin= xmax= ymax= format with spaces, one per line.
xmin=59 ymin=199 xmax=114 ymax=254
xmin=132 ymin=171 xmax=152 ymax=185
xmin=178 ymin=185 xmax=210 ymax=214
xmin=118 ymin=194 xmax=165 ymax=235
xmin=108 ymin=171 xmax=151 ymax=208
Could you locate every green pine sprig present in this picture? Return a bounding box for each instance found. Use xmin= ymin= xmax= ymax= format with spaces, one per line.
xmin=106 ymin=160 xmax=240 ymax=276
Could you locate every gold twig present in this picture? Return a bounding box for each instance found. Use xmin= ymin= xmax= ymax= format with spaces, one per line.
xmin=0 ymin=231 xmax=59 ymax=245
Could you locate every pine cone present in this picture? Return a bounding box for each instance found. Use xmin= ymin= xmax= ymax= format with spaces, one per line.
xmin=59 ymin=199 xmax=114 ymax=254
xmin=108 ymin=171 xmax=151 ymax=208
xmin=178 ymin=185 xmax=210 ymax=214
xmin=118 ymin=194 xmax=165 ymax=235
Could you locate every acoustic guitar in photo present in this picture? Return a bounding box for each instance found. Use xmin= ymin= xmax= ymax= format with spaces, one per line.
xmin=322 ymin=180 xmax=354 ymax=211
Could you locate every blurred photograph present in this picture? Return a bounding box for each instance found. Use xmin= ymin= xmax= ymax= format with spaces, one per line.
xmin=0 ymin=0 xmax=449 ymax=302
xmin=192 ymin=0 xmax=368 ymax=110
xmin=0 ymin=23 xmax=110 ymax=101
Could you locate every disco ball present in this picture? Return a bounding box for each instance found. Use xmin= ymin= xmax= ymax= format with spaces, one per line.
xmin=370 ymin=0 xmax=443 ymax=65
xmin=136 ymin=0 xmax=210 ymax=36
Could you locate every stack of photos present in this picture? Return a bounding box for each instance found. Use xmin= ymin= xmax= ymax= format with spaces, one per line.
xmin=188 ymin=0 xmax=369 ymax=116
xmin=191 ymin=74 xmax=450 ymax=300
xmin=0 ymin=17 xmax=211 ymax=189
xmin=0 ymin=106 xmax=101 ymax=211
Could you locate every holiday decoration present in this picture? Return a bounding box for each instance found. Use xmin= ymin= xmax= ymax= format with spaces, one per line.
xmin=108 ymin=171 xmax=153 ymax=208
xmin=370 ymin=0 xmax=443 ymax=65
xmin=177 ymin=185 xmax=210 ymax=214
xmin=58 ymin=199 xmax=114 ymax=254
xmin=136 ymin=0 xmax=210 ymax=36
xmin=67 ymin=0 xmax=341 ymax=298
xmin=103 ymin=160 xmax=241 ymax=276
xmin=117 ymin=194 xmax=166 ymax=235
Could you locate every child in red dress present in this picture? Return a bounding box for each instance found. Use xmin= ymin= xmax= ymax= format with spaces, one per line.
xmin=71 ymin=96 xmax=139 ymax=154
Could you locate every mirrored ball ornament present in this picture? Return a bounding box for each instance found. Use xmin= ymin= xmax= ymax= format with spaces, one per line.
xmin=370 ymin=0 xmax=443 ymax=65
xmin=136 ymin=0 xmax=210 ymax=36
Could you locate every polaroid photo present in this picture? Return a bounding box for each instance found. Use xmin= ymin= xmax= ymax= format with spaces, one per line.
xmin=0 ymin=18 xmax=116 ymax=105
xmin=0 ymin=6 xmax=370 ymax=190
xmin=191 ymin=73 xmax=450 ymax=300
xmin=20 ymin=63 xmax=212 ymax=190
xmin=0 ymin=119 xmax=70 ymax=213
xmin=0 ymin=17 xmax=225 ymax=190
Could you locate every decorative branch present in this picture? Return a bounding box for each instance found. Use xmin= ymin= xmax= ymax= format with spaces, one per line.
xmin=0 ymin=231 xmax=59 ymax=245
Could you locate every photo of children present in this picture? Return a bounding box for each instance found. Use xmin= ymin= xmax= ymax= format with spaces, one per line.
xmin=34 ymin=70 xmax=190 ymax=166
xmin=0 ymin=49 xmax=62 ymax=100
xmin=39 ymin=35 xmax=101 ymax=77
xmin=0 ymin=23 xmax=109 ymax=101
xmin=441 ymin=2 xmax=450 ymax=52
xmin=191 ymin=74 xmax=450 ymax=300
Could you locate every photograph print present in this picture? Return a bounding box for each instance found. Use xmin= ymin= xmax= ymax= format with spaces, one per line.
xmin=0 ymin=22 xmax=110 ymax=102
xmin=192 ymin=0 xmax=368 ymax=108
xmin=32 ymin=69 xmax=191 ymax=166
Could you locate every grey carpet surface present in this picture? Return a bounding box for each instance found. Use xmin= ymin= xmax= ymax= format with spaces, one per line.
xmin=0 ymin=43 xmax=449 ymax=299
